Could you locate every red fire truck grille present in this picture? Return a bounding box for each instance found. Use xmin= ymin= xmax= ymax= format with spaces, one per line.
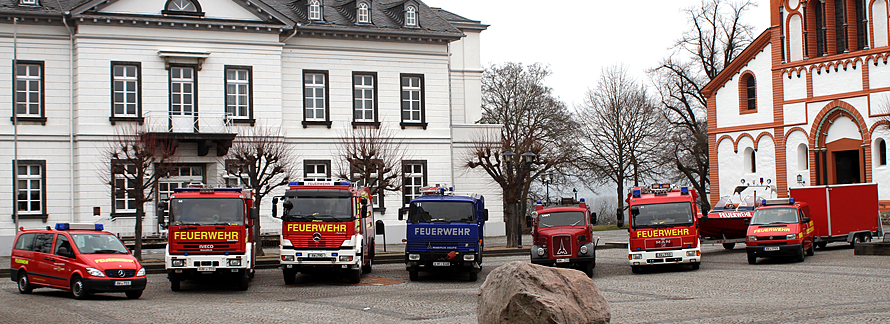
xmin=551 ymin=235 xmax=572 ymax=257
xmin=292 ymin=236 xmax=347 ymax=249
xmin=645 ymin=237 xmax=681 ymax=249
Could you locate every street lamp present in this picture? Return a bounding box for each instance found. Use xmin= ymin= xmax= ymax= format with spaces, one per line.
xmin=573 ymin=188 xmax=578 ymax=203
xmin=502 ymin=151 xmax=536 ymax=248
xmin=542 ymin=171 xmax=555 ymax=206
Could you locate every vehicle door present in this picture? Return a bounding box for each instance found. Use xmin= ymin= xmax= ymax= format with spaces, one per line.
xmin=799 ymin=209 xmax=812 ymax=247
xmin=11 ymin=233 xmax=38 ymax=274
xmin=33 ymin=233 xmax=63 ymax=288
xmin=52 ymin=234 xmax=76 ymax=287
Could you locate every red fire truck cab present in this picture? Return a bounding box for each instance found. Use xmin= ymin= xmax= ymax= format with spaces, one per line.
xmin=272 ymin=181 xmax=376 ymax=284
xmin=159 ymin=185 xmax=258 ymax=291
xmin=626 ymin=184 xmax=702 ymax=274
xmin=529 ymin=199 xmax=598 ymax=277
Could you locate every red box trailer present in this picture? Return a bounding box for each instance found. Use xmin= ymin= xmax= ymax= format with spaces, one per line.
xmin=788 ymin=183 xmax=884 ymax=248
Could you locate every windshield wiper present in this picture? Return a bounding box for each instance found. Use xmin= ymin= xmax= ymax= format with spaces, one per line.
xmin=93 ymin=249 xmax=127 ymax=254
xmin=287 ymin=214 xmax=318 ymax=221
xmin=571 ymin=220 xmax=583 ymax=226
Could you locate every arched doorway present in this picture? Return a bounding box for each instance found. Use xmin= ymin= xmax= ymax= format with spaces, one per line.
xmin=810 ymin=103 xmax=870 ymax=185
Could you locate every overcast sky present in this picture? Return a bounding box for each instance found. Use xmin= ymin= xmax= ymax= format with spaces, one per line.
xmin=424 ymin=0 xmax=771 ymax=109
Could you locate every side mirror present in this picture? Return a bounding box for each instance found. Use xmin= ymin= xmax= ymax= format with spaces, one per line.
xmin=282 ymin=200 xmax=293 ymax=217
xmin=630 ymin=206 xmax=640 ymax=216
xmin=801 ymin=216 xmax=810 ymax=223
xmin=250 ymin=206 xmax=259 ymax=220
xmin=271 ymin=197 xmax=279 ymax=218
xmin=590 ymin=212 xmax=597 ymax=225
xmin=58 ymin=247 xmax=73 ymax=258
xmin=375 ymin=220 xmax=385 ymax=235
xmin=483 ymin=209 xmax=489 ymax=222
xmin=361 ymin=205 xmax=368 ymax=218
xmin=361 ymin=197 xmax=369 ymax=205
xmin=398 ymin=207 xmax=407 ymax=221
xmin=744 ymin=219 xmax=751 ymax=226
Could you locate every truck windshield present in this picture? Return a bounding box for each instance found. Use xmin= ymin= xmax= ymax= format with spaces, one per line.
xmin=170 ymin=198 xmax=245 ymax=226
xmin=632 ymin=202 xmax=694 ymax=229
xmin=71 ymin=234 xmax=130 ymax=255
xmin=537 ymin=211 xmax=585 ymax=227
xmin=408 ymin=201 xmax=475 ymax=223
xmin=750 ymin=207 xmax=799 ymax=225
xmin=285 ymin=197 xmax=353 ymax=223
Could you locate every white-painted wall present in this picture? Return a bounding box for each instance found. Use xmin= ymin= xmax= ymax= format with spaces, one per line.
xmin=714 ymin=44 xmax=773 ymax=129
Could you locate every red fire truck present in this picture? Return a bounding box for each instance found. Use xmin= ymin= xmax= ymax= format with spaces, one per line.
xmin=272 ymin=181 xmax=375 ymax=284
xmin=159 ymin=185 xmax=258 ymax=291
xmin=626 ymin=184 xmax=702 ymax=274
xmin=745 ymin=198 xmax=815 ymax=264
xmin=528 ymin=198 xmax=598 ymax=277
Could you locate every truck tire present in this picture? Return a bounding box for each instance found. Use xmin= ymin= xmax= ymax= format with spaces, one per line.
xmin=690 ymin=262 xmax=701 ymax=270
xmin=125 ymin=290 xmax=143 ymax=299
xmin=468 ymin=271 xmax=478 ymax=282
xmin=362 ymin=258 xmax=372 ymax=274
xmin=631 ymin=266 xmax=641 ymax=274
xmin=582 ymin=261 xmax=594 ymax=278
xmin=347 ymin=268 xmax=362 ymax=284
xmin=237 ymin=271 xmax=250 ymax=291
xmin=170 ymin=278 xmax=181 ymax=292
xmin=17 ymin=272 xmax=33 ymax=294
xmin=816 ymin=241 xmax=828 ymax=249
xmin=283 ymin=269 xmax=296 ymax=285
xmin=806 ymin=239 xmax=815 ymax=256
xmin=796 ymin=246 xmax=806 ymax=262
xmin=409 ymin=270 xmax=419 ymax=281
xmin=722 ymin=243 xmax=735 ymax=250
xmin=850 ymin=234 xmax=861 ymax=247
xmin=747 ymin=254 xmax=757 ymax=264
xmin=70 ymin=276 xmax=90 ymax=300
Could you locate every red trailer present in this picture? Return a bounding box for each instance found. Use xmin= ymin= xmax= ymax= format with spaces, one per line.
xmin=788 ymin=183 xmax=884 ymax=248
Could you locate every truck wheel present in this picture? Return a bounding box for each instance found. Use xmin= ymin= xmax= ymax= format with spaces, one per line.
xmin=747 ymin=254 xmax=757 ymax=265
xmin=70 ymin=276 xmax=90 ymax=300
xmin=347 ymin=268 xmax=362 ymax=284
xmin=283 ymin=269 xmax=296 ymax=285
xmin=806 ymin=240 xmax=815 ymax=256
xmin=469 ymin=271 xmax=478 ymax=282
xmin=816 ymin=242 xmax=828 ymax=249
xmin=631 ymin=266 xmax=641 ymax=274
xmin=362 ymin=258 xmax=372 ymax=274
xmin=125 ymin=290 xmax=143 ymax=299
xmin=582 ymin=261 xmax=594 ymax=278
xmin=237 ymin=270 xmax=250 ymax=291
xmin=690 ymin=262 xmax=701 ymax=270
xmin=850 ymin=234 xmax=861 ymax=247
xmin=17 ymin=272 xmax=33 ymax=294
xmin=170 ymin=278 xmax=181 ymax=291
xmin=722 ymin=243 xmax=735 ymax=250
xmin=409 ymin=270 xmax=419 ymax=281
xmin=796 ymin=246 xmax=806 ymax=262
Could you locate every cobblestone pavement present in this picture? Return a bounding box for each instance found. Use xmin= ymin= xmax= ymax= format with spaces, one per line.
xmin=2 ymin=238 xmax=888 ymax=323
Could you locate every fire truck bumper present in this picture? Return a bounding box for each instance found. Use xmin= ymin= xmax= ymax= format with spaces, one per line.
xmin=405 ymin=252 xmax=481 ymax=273
xmin=746 ymin=243 xmax=802 ymax=258
xmin=81 ymin=278 xmax=147 ymax=293
xmin=279 ymin=249 xmax=361 ymax=269
xmin=166 ymin=255 xmax=250 ymax=278
xmin=628 ymin=247 xmax=701 ymax=266
xmin=530 ymin=255 xmax=595 ymax=267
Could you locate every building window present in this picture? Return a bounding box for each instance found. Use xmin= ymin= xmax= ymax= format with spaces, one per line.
xmin=14 ymin=160 xmax=46 ymax=217
xmin=14 ymin=61 xmax=44 ymax=123
xmin=798 ymin=144 xmax=809 ymax=170
xmin=169 ymin=66 xmax=197 ymax=131
xmin=739 ymin=72 xmax=756 ymax=114
xmin=878 ymin=138 xmax=887 ymax=166
xmin=353 ymin=72 xmax=378 ymax=125
xmin=111 ymin=62 xmax=141 ymax=122
xmin=112 ymin=161 xmax=137 ymax=214
xmin=309 ymin=0 xmax=322 ymax=20
xmin=405 ymin=5 xmax=417 ymax=27
xmin=834 ymin=0 xmax=848 ymax=54
xmin=856 ymin=0 xmax=868 ymax=50
xmin=303 ymin=70 xmax=330 ymax=127
xmin=744 ymin=148 xmax=756 ymax=173
xmin=814 ymin=1 xmax=827 ymax=57
xmin=400 ymin=74 xmax=426 ymax=128
xmin=163 ymin=0 xmax=204 ymax=16
xmin=357 ymin=2 xmax=370 ymax=23
xmin=745 ymin=75 xmax=755 ymax=110
xmin=402 ymin=161 xmax=427 ymax=206
xmin=304 ymin=160 xmax=332 ymax=181
xmin=225 ymin=66 xmax=253 ymax=124
xmin=19 ymin=0 xmax=38 ymax=6
xmin=223 ymin=160 xmax=251 ymax=188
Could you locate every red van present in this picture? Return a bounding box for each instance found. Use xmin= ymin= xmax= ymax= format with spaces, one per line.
xmin=10 ymin=223 xmax=147 ymax=299
xmin=745 ymin=199 xmax=815 ymax=264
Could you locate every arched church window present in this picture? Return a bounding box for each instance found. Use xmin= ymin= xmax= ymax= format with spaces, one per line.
xmin=798 ymin=144 xmax=808 ymax=170
xmin=744 ymin=147 xmax=756 ymax=173
xmin=878 ymin=138 xmax=888 ymax=166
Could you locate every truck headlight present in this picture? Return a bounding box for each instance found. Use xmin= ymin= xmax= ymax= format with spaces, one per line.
xmin=631 ymin=254 xmax=642 ymax=260
xmin=579 ymin=245 xmax=588 ymax=255
xmin=339 ymin=256 xmax=353 ymax=262
xmin=281 ymin=255 xmax=294 ymax=261
xmin=281 ymin=239 xmax=293 ymax=246
xmin=537 ymin=247 xmax=545 ymax=256
xmin=748 ymin=236 xmax=757 ymax=241
xmin=172 ymin=259 xmax=185 ymax=267
xmin=463 ymin=254 xmax=475 ymax=261
xmin=86 ymin=267 xmax=105 ymax=277
xmin=228 ymin=259 xmax=242 ymax=266
xmin=686 ymin=251 xmax=696 ymax=257
xmin=408 ymin=254 xmax=420 ymax=261
xmin=136 ymin=268 xmax=146 ymax=276
xmin=786 ymin=234 xmax=796 ymax=240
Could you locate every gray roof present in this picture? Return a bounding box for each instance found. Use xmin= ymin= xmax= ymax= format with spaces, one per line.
xmin=0 ymin=0 xmax=87 ymax=16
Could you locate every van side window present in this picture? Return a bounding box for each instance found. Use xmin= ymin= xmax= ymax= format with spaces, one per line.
xmin=33 ymin=233 xmax=54 ymax=253
xmin=55 ymin=235 xmax=71 ymax=256
xmin=13 ymin=233 xmax=37 ymax=251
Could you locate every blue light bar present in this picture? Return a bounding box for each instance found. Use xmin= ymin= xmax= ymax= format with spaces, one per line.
xmin=332 ymin=253 xmax=338 ymax=256
xmin=339 ymin=181 xmax=351 ymax=186
xmin=536 ymin=200 xmax=542 ymax=204
xmin=288 ymin=181 xmax=301 ymax=186
xmin=55 ymin=223 xmax=103 ymax=231
xmin=681 ymin=187 xmax=689 ymax=195
xmin=762 ymin=199 xmax=767 ymax=205
xmin=214 ymin=188 xmax=243 ymax=192
xmin=580 ymin=198 xmax=585 ymax=203
xmin=632 ymin=189 xmax=641 ymax=198
xmin=55 ymin=223 xmax=68 ymax=230
xmin=789 ymin=198 xmax=794 ymax=204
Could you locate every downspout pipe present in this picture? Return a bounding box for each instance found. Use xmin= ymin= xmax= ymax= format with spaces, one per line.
xmin=61 ymin=10 xmax=75 ymax=222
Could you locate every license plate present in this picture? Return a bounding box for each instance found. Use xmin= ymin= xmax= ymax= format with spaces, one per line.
xmin=656 ymin=252 xmax=673 ymax=258
xmin=764 ymin=246 xmax=780 ymax=251
xmin=309 ymin=253 xmax=325 ymax=258
xmin=114 ymin=281 xmax=131 ymax=286
xmin=433 ymin=262 xmax=450 ymax=266
xmin=197 ymin=267 xmax=214 ymax=272
xmin=555 ymin=258 xmax=569 ymax=263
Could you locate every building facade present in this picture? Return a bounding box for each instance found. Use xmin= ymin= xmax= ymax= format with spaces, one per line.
xmin=0 ymin=0 xmax=502 ymax=253
xmin=704 ymin=0 xmax=889 ymax=211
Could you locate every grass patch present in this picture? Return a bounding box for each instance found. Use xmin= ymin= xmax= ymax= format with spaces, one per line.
xmin=593 ymin=224 xmax=626 ymax=231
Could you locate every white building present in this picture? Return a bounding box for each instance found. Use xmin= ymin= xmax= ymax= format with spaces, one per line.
xmin=704 ymin=0 xmax=889 ymax=212
xmin=0 ymin=0 xmax=503 ymax=254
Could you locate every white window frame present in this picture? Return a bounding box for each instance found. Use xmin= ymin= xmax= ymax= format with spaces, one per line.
xmin=354 ymin=74 xmax=375 ymax=122
xmin=405 ymin=5 xmax=417 ymax=26
xmin=305 ymin=73 xmax=327 ymax=121
xmin=403 ymin=162 xmax=426 ymax=205
xmin=402 ymin=76 xmax=422 ymax=122
xmin=357 ymin=2 xmax=370 ymax=23
xmin=20 ymin=0 xmax=38 ymax=6
xmin=225 ymin=67 xmax=250 ymax=120
xmin=309 ymin=0 xmax=321 ymax=20
xmin=304 ymin=161 xmax=331 ymax=182
xmin=16 ymin=162 xmax=43 ymax=215
xmin=170 ymin=67 xmax=195 ymax=116
xmin=113 ymin=162 xmax=137 ymax=214
xmin=112 ymin=64 xmax=139 ymax=118
xmin=15 ymin=62 xmax=42 ymax=118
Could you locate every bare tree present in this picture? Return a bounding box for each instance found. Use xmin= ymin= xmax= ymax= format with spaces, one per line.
xmin=577 ymin=65 xmax=665 ymax=227
xmin=335 ymin=125 xmax=406 ymax=212
xmin=102 ymin=126 xmax=178 ymax=261
xmin=465 ymin=62 xmax=578 ymax=247
xmin=648 ymin=0 xmax=756 ymax=212
xmin=225 ymin=126 xmax=297 ymax=255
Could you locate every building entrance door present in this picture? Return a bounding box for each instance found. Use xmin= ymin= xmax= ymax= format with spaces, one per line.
xmin=833 ymin=150 xmax=861 ymax=184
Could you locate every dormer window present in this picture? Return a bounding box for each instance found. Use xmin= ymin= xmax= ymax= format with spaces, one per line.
xmin=19 ymin=0 xmax=38 ymax=6
xmin=357 ymin=2 xmax=370 ymax=23
xmin=309 ymin=0 xmax=322 ymax=20
xmin=163 ymin=0 xmax=204 ymax=16
xmin=405 ymin=5 xmax=416 ymax=27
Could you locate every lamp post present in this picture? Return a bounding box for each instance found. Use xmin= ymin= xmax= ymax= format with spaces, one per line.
xmin=503 ymin=151 xmax=536 ymax=248
xmin=573 ymin=188 xmax=578 ymax=203
xmin=542 ymin=171 xmax=554 ymax=206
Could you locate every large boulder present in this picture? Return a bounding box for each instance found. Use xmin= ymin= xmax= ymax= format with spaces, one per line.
xmin=477 ymin=261 xmax=610 ymax=324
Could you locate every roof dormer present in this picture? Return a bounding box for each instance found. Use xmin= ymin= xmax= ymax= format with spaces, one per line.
xmin=384 ymin=1 xmax=420 ymax=28
xmin=357 ymin=1 xmax=371 ymax=24
xmin=308 ymin=0 xmax=323 ymax=21
xmin=404 ymin=3 xmax=417 ymax=27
